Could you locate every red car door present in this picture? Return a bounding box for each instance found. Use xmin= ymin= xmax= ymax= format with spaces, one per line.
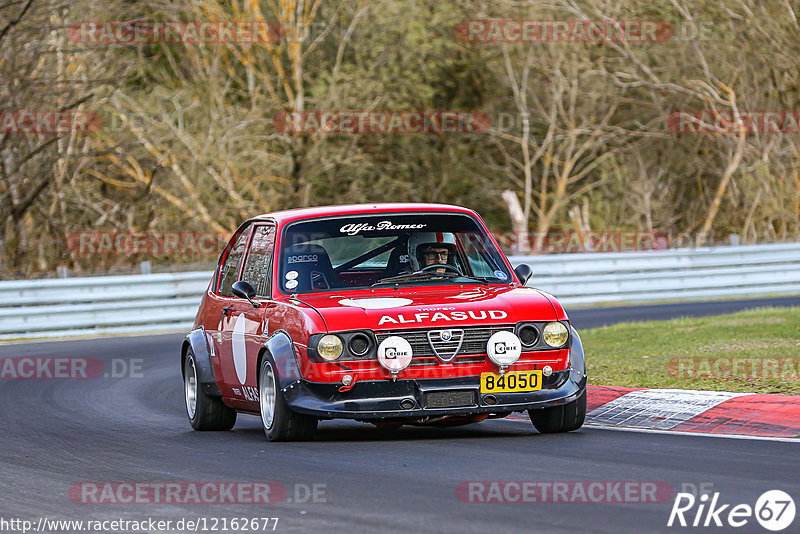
xmin=218 ymin=223 xmax=278 ymax=408
xmin=210 ymin=224 xmax=252 ymax=399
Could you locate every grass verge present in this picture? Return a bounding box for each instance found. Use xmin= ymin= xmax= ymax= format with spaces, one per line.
xmin=581 ymin=306 xmax=800 ymax=395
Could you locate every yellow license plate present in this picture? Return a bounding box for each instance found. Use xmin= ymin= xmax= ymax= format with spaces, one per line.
xmin=480 ymin=370 xmax=542 ymax=393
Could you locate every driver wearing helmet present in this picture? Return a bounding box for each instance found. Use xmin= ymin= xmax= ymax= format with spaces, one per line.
xmin=407 ymin=232 xmax=457 ymax=274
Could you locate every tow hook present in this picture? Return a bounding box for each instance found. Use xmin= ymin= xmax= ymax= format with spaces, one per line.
xmin=338 ymin=374 xmax=357 ymax=392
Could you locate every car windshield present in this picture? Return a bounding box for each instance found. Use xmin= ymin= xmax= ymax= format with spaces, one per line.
xmin=278 ymin=213 xmax=512 ymax=294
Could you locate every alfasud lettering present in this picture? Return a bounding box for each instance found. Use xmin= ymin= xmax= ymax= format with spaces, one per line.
xmin=378 ymin=310 xmax=507 ymax=325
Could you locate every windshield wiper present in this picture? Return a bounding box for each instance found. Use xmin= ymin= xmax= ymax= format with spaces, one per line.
xmin=372 ymin=271 xmax=490 ymax=286
xmin=372 ymin=272 xmax=441 ymax=286
xmin=453 ymin=274 xmax=492 ymax=285
xmin=436 ymin=272 xmax=491 ymax=285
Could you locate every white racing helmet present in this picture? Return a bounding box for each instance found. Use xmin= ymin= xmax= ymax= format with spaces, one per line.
xmin=408 ymin=232 xmax=457 ymax=271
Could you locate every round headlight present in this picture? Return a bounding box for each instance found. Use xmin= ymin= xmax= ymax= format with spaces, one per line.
xmin=543 ymin=322 xmax=569 ymax=347
xmin=318 ymin=334 xmax=344 ymax=361
xmin=518 ymin=324 xmax=539 ymax=347
xmin=348 ymin=333 xmax=371 ymax=357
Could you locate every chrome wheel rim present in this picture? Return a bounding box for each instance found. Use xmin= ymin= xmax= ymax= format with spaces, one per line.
xmin=260 ymin=361 xmax=276 ymax=429
xmin=185 ymin=357 xmax=197 ymax=419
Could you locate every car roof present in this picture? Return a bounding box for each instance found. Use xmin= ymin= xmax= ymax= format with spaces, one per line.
xmin=250 ymin=203 xmax=479 ymax=225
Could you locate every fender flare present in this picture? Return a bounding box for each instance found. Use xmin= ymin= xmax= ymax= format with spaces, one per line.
xmin=258 ymin=330 xmax=303 ymax=391
xmin=569 ymin=326 xmax=587 ymax=383
xmin=181 ymin=327 xmax=221 ymax=397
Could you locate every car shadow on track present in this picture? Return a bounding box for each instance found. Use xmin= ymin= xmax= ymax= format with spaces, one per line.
xmin=207 ymin=416 xmax=575 ymax=443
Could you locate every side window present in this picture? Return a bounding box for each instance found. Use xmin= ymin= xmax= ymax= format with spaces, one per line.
xmin=218 ymin=226 xmax=251 ymax=297
xmin=241 ymin=225 xmax=276 ymax=297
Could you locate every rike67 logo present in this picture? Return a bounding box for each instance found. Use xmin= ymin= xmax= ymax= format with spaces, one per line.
xmin=669 ymin=490 xmax=795 ymax=531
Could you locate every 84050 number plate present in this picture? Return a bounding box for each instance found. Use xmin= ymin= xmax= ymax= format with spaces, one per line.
xmin=480 ymin=370 xmax=542 ymax=393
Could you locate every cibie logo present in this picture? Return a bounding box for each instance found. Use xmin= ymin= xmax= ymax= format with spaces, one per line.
xmin=385 ymin=347 xmax=407 ymax=359
xmin=668 ymin=490 xmax=795 ymax=531
xmin=494 ymin=342 xmax=508 ymax=354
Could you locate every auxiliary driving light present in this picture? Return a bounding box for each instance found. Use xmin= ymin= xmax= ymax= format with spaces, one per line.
xmin=543 ymin=322 xmax=569 ymax=348
xmin=542 ymin=365 xmax=553 ymax=377
xmin=342 ymin=374 xmax=353 ymax=386
xmin=377 ymin=336 xmax=413 ymax=378
xmin=318 ymin=334 xmax=344 ymax=361
xmin=487 ymin=331 xmax=522 ymax=369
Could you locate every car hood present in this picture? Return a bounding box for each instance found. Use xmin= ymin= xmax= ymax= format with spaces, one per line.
xmin=289 ymin=285 xmax=560 ymax=332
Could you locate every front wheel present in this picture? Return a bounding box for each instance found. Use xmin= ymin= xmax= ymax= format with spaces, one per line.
xmin=528 ymin=390 xmax=586 ymax=433
xmin=184 ymin=349 xmax=236 ymax=431
xmin=259 ymin=355 xmax=317 ymax=441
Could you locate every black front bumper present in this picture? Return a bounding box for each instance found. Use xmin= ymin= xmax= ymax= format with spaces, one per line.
xmin=282 ymin=368 xmax=586 ymax=420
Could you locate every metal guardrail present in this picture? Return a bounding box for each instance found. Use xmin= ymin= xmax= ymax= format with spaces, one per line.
xmin=0 ymin=242 xmax=798 ymax=339
xmin=516 ymin=242 xmax=800 ymax=305
xmin=0 ymin=272 xmax=210 ymax=339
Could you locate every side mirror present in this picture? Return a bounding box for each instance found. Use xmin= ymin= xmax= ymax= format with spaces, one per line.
xmin=231 ymin=280 xmax=260 ymax=308
xmin=514 ymin=264 xmax=533 ymax=286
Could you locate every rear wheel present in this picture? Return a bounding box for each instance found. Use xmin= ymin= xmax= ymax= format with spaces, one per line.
xmin=259 ymin=355 xmax=317 ymax=441
xmin=184 ymin=348 xmax=236 ymax=431
xmin=528 ymin=390 xmax=586 ymax=433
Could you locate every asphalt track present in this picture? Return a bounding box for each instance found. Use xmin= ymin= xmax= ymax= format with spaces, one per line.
xmin=1 ymin=297 xmax=799 ymax=534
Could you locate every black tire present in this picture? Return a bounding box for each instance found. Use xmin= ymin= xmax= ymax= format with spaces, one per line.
xmin=258 ymin=354 xmax=318 ymax=442
xmin=184 ymin=348 xmax=236 ymax=431
xmin=528 ymin=389 xmax=586 ymax=433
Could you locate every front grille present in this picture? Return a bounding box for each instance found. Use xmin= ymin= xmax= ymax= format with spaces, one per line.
xmin=408 ymin=356 xmax=485 ymax=367
xmin=376 ymin=325 xmax=514 ymax=364
xmin=427 ymin=329 xmax=464 ymax=362
xmin=424 ymin=390 xmax=476 ymax=408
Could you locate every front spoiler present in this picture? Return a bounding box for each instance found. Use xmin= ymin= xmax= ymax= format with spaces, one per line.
xmin=282 ymin=369 xmax=586 ymax=420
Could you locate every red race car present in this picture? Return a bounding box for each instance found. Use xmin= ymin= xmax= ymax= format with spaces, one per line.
xmin=181 ymin=203 xmax=586 ymax=441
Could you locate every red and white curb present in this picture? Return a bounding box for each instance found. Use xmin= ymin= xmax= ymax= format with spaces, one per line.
xmin=584 ymin=385 xmax=800 ymax=439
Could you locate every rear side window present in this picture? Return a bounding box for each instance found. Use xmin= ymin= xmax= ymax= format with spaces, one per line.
xmin=218 ymin=226 xmax=251 ymax=296
xmin=241 ymin=225 xmax=276 ymax=297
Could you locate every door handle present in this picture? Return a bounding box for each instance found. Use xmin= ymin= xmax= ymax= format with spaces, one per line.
xmin=222 ymin=306 xmax=234 ymax=317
